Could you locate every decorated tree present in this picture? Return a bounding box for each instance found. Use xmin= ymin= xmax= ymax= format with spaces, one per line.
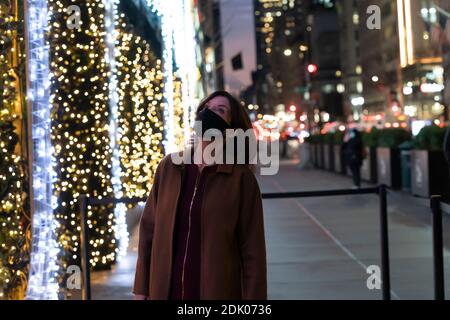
xmin=48 ymin=0 xmax=118 ymax=274
xmin=172 ymin=73 xmax=186 ymax=150
xmin=116 ymin=16 xmax=165 ymax=199
xmin=0 ymin=0 xmax=30 ymax=299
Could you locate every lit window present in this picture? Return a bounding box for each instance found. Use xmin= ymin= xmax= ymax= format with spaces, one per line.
xmin=283 ymin=48 xmax=292 ymax=56
xmin=356 ymin=81 xmax=363 ymax=93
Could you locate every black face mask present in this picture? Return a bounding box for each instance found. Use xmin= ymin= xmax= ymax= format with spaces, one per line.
xmin=195 ymin=108 xmax=231 ymax=136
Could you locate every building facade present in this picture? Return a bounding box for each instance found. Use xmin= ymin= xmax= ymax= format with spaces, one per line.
xmin=336 ymin=0 xmax=362 ymax=122
xmin=307 ymin=0 xmax=343 ymax=127
xmin=355 ymin=0 xmax=401 ymax=126
xmin=348 ymin=0 xmax=448 ymax=127
xmin=197 ymin=0 xmax=225 ymax=93
xmin=253 ymin=0 xmax=308 ymax=114
xmin=398 ymin=0 xmax=447 ymax=123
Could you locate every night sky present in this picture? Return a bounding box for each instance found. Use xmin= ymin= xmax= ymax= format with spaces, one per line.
xmin=220 ymin=0 xmax=256 ymax=95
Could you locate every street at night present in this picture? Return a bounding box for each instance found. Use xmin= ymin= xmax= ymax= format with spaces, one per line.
xmin=1 ymin=0 xmax=450 ymax=312
xmin=85 ymin=161 xmax=450 ymax=300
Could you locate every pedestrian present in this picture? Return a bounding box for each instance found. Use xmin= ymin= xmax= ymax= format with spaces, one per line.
xmin=133 ymin=91 xmax=267 ymax=300
xmin=280 ymin=131 xmax=288 ymax=158
xmin=342 ymin=128 xmax=364 ymax=188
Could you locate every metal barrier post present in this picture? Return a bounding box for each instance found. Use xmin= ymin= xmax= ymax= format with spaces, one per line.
xmin=430 ymin=195 xmax=445 ymax=300
xmin=79 ymin=195 xmax=92 ymax=300
xmin=378 ymin=184 xmax=391 ymax=300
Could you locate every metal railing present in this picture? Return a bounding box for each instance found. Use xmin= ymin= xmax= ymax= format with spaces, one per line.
xmin=430 ymin=195 xmax=449 ymax=300
xmin=79 ymin=184 xmax=391 ymax=300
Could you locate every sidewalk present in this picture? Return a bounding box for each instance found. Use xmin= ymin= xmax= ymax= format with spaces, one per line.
xmin=88 ymin=161 xmax=450 ymax=300
xmin=260 ymin=161 xmax=450 ymax=299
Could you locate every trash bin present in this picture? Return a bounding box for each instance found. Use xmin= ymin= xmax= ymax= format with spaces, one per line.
xmin=399 ymin=141 xmax=413 ymax=191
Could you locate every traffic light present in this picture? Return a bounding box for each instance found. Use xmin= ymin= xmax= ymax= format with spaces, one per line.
xmin=307 ymin=64 xmax=318 ymax=74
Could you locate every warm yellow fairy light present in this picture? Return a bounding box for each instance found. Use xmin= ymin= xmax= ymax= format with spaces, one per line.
xmin=172 ymin=74 xmax=186 ymax=149
xmin=48 ymin=0 xmax=118 ymax=272
xmin=0 ymin=0 xmax=30 ymax=300
xmin=116 ymin=16 xmax=164 ymax=198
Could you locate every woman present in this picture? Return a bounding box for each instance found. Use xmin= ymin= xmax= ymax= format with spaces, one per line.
xmin=133 ymin=91 xmax=267 ymax=300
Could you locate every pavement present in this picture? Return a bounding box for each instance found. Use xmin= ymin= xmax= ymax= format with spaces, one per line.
xmin=81 ymin=160 xmax=450 ymax=300
xmin=260 ymin=160 xmax=450 ymax=300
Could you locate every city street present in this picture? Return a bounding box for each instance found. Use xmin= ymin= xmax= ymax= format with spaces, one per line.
xmin=5 ymin=0 xmax=450 ymax=303
xmin=88 ymin=161 xmax=450 ymax=300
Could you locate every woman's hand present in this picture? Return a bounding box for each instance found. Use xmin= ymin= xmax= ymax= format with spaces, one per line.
xmin=133 ymin=294 xmax=148 ymax=300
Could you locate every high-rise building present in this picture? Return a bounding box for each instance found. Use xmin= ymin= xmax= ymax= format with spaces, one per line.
xmin=397 ymin=0 xmax=446 ymax=122
xmin=253 ymin=0 xmax=308 ymax=114
xmin=354 ymin=0 xmax=447 ymax=125
xmin=306 ymin=0 xmax=343 ymax=127
xmin=336 ymin=0 xmax=362 ymax=122
xmin=356 ymin=0 xmax=401 ymax=125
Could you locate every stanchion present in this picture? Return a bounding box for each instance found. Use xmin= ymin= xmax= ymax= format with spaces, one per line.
xmin=430 ymin=195 xmax=445 ymax=300
xmin=79 ymin=186 xmax=391 ymax=301
xmin=378 ymin=184 xmax=391 ymax=300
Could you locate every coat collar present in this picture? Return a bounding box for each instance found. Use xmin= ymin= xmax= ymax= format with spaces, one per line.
xmin=170 ymin=148 xmax=234 ymax=174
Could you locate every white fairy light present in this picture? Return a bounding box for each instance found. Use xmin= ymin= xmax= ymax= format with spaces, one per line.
xmin=146 ymin=1 xmax=175 ymax=152
xmin=147 ymin=0 xmax=201 ymax=151
xmin=25 ymin=0 xmax=60 ymax=300
xmin=173 ymin=0 xmax=200 ymax=140
xmin=104 ymin=0 xmax=129 ymax=259
xmin=24 ymin=1 xmax=202 ymax=299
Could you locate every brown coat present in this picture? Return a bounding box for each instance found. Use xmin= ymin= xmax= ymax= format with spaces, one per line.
xmin=133 ymin=151 xmax=267 ymax=300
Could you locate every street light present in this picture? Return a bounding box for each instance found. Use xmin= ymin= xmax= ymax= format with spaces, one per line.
xmin=351 ymin=96 xmax=365 ymax=106
xmin=284 ymin=48 xmax=292 ymax=56
xmin=307 ymin=64 xmax=318 ymax=74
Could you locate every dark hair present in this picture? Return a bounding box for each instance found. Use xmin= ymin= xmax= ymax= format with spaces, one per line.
xmin=196 ymin=91 xmax=255 ymax=165
xmin=196 ymin=91 xmax=253 ymax=132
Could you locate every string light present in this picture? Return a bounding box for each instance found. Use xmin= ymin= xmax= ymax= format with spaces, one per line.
xmin=104 ymin=0 xmax=128 ymax=259
xmin=172 ymin=0 xmax=199 ymax=142
xmin=147 ymin=0 xmax=201 ymax=151
xmin=25 ymin=0 xmax=60 ymax=300
xmin=0 ymin=0 xmax=30 ymax=300
xmin=173 ymin=73 xmax=186 ymax=149
xmin=20 ymin=0 xmax=203 ymax=300
xmin=47 ymin=0 xmax=118 ymax=275
xmin=116 ymin=15 xmax=165 ymax=199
